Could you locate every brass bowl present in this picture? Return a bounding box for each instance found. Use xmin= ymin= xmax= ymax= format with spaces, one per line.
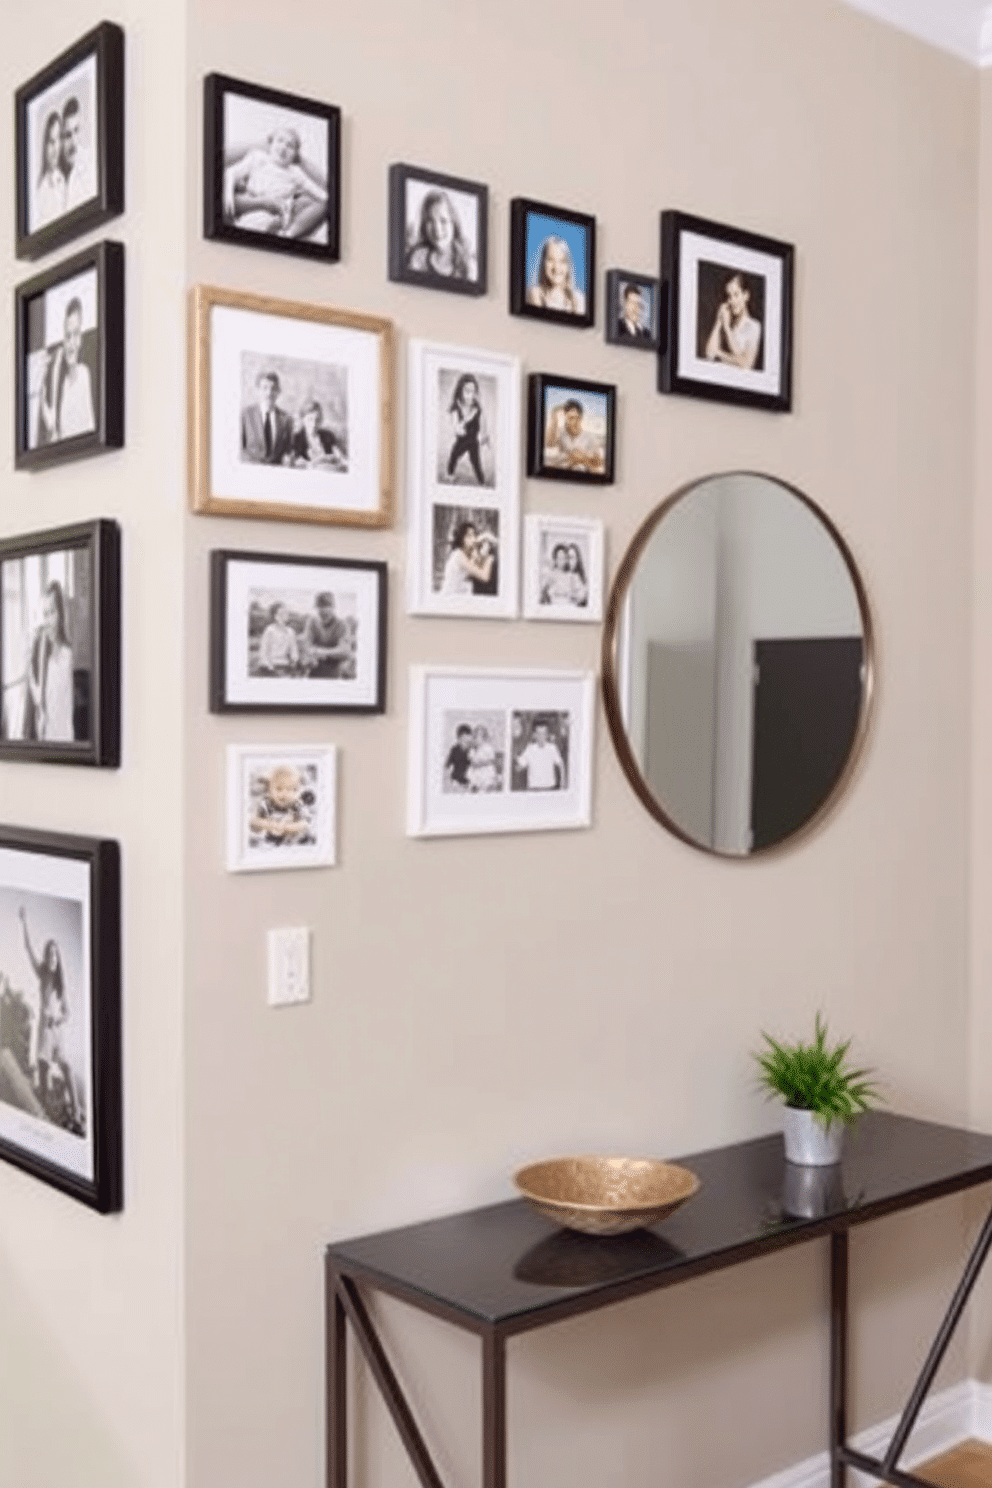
xmin=513 ymin=1155 xmax=701 ymax=1236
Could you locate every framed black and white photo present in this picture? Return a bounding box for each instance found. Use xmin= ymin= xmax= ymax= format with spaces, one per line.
xmin=226 ymin=744 xmax=337 ymax=873
xmin=406 ymin=340 xmax=520 ymax=618
xmin=527 ymin=373 xmax=615 ymax=484
xmin=0 ymin=825 xmax=121 ymax=1212
xmin=15 ymin=240 xmax=124 ymax=471
xmin=509 ymin=198 xmax=595 ymax=328
xmin=203 ymin=74 xmax=340 ymax=263
xmin=0 ymin=520 xmax=120 ymax=766
xmin=523 ymin=515 xmax=604 ymax=623
xmin=658 ymin=210 xmax=794 ymax=411
xmin=388 ymin=164 xmax=487 ymax=296
xmin=191 ymin=284 xmax=393 ymax=527
xmin=15 ymin=21 xmax=124 ymax=261
xmin=605 ymin=270 xmax=660 ymax=350
xmin=210 ymin=550 xmax=387 ymax=714
xmin=407 ymin=666 xmax=595 ymax=838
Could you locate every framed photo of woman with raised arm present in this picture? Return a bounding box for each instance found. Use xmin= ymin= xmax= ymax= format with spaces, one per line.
xmin=509 ymin=198 xmax=596 ymax=328
xmin=388 ymin=164 xmax=487 ymax=296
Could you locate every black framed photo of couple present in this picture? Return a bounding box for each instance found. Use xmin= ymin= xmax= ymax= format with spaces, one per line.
xmin=191 ymin=285 xmax=393 ymax=527
xmin=15 ymin=21 xmax=124 ymax=262
xmin=527 ymin=373 xmax=616 ymax=485
xmin=0 ymin=520 xmax=120 ymax=767
xmin=15 ymin=240 xmax=125 ymax=471
xmin=0 ymin=825 xmax=121 ymax=1213
xmin=388 ymin=164 xmax=487 ymax=296
xmin=658 ymin=210 xmax=794 ymax=412
xmin=203 ymin=74 xmax=341 ymax=263
xmin=226 ymin=743 xmax=338 ymax=874
xmin=509 ymin=198 xmax=595 ymax=328
xmin=210 ymin=550 xmax=387 ymax=714
xmin=605 ymin=270 xmax=660 ymax=350
xmin=523 ymin=515 xmax=604 ymax=624
xmin=406 ymin=340 xmax=521 ymax=618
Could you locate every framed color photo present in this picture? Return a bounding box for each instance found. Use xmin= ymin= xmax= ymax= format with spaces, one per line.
xmin=659 ymin=210 xmax=794 ymax=411
xmin=210 ymin=550 xmax=387 ymax=714
xmin=509 ymin=198 xmax=595 ymax=328
xmin=527 ymin=373 xmax=615 ymax=484
xmin=15 ymin=21 xmax=124 ymax=261
xmin=0 ymin=520 xmax=120 ymax=767
xmin=191 ymin=284 xmax=393 ymax=527
xmin=605 ymin=270 xmax=660 ymax=350
xmin=388 ymin=164 xmax=487 ymax=295
xmin=0 ymin=825 xmax=121 ymax=1213
xmin=523 ymin=515 xmax=604 ymax=623
xmin=226 ymin=744 xmax=337 ymax=873
xmin=203 ymin=74 xmax=341 ymax=263
xmin=408 ymin=667 xmax=595 ymax=838
xmin=407 ymin=340 xmax=520 ymax=618
xmin=15 ymin=240 xmax=124 ymax=471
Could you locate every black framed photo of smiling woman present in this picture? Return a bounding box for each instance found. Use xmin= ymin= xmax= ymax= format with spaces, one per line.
xmin=388 ymin=164 xmax=488 ymax=296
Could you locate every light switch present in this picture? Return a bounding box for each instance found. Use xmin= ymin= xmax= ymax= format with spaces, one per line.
xmin=267 ymin=927 xmax=311 ymax=1007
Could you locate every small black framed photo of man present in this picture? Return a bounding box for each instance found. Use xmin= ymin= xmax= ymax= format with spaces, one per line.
xmin=15 ymin=21 xmax=124 ymax=262
xmin=605 ymin=270 xmax=660 ymax=351
xmin=658 ymin=210 xmax=794 ymax=412
xmin=509 ymin=198 xmax=595 ymax=328
xmin=203 ymin=74 xmax=341 ymax=263
xmin=15 ymin=240 xmax=125 ymax=472
xmin=388 ymin=165 xmax=487 ymax=296
xmin=0 ymin=520 xmax=121 ymax=767
xmin=527 ymin=374 xmax=616 ymax=485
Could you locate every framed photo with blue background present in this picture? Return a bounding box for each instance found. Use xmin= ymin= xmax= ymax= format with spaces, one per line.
xmin=527 ymin=374 xmax=615 ymax=485
xmin=388 ymin=164 xmax=487 ymax=296
xmin=509 ymin=199 xmax=595 ymax=328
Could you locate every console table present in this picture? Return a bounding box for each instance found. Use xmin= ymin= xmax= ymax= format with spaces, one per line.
xmin=325 ymin=1112 xmax=992 ymax=1488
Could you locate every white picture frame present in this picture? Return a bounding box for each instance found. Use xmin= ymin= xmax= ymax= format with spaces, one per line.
xmin=407 ymin=666 xmax=595 ymax=838
xmin=522 ymin=515 xmax=604 ymax=623
xmin=226 ymin=744 xmax=337 ymax=872
xmin=406 ymin=340 xmax=521 ymax=618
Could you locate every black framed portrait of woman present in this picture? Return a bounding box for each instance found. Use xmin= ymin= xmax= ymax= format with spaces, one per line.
xmin=388 ymin=164 xmax=488 ymax=296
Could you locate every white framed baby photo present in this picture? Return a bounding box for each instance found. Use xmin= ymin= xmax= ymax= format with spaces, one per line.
xmin=226 ymin=744 xmax=337 ymax=873
xmin=406 ymin=340 xmax=521 ymax=619
xmin=523 ymin=515 xmax=604 ymax=623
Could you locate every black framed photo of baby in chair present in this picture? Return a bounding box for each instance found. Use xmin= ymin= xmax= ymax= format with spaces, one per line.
xmin=203 ymin=73 xmax=341 ymax=263
xmin=509 ymin=198 xmax=596 ymax=329
xmin=226 ymin=744 xmax=337 ymax=873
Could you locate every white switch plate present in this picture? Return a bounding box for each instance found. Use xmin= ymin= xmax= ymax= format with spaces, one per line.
xmin=267 ymin=927 xmax=311 ymax=1007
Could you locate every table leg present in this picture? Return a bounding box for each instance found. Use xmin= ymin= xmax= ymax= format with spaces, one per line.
xmin=326 ymin=1263 xmax=347 ymax=1488
xmin=482 ymin=1328 xmax=506 ymax=1488
xmin=830 ymin=1230 xmax=848 ymax=1488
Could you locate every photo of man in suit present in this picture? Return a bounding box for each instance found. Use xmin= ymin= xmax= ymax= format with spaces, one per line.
xmin=241 ymin=370 xmax=294 ymax=465
xmin=616 ymin=281 xmax=652 ymax=341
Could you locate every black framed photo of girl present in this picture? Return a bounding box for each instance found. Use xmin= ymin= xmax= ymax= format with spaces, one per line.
xmin=16 ymin=21 xmax=124 ymax=261
xmin=509 ymin=198 xmax=595 ymax=328
xmin=406 ymin=341 xmax=521 ymax=618
xmin=658 ymin=210 xmax=794 ymax=411
xmin=15 ymin=240 xmax=125 ymax=472
xmin=388 ymin=164 xmax=487 ymax=296
xmin=203 ymin=74 xmax=341 ymax=263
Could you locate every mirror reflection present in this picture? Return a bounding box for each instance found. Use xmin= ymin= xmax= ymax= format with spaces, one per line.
xmin=603 ymin=474 xmax=873 ymax=856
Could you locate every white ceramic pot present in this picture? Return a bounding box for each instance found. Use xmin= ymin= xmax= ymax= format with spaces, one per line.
xmin=782 ymin=1106 xmax=844 ymax=1166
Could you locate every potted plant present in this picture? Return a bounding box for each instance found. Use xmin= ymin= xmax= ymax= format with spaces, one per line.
xmin=753 ymin=1013 xmax=881 ymax=1166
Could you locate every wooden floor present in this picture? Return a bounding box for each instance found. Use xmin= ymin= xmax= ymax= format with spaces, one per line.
xmin=914 ymin=1441 xmax=992 ymax=1487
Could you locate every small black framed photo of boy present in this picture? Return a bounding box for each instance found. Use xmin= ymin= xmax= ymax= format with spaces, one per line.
xmin=15 ymin=240 xmax=125 ymax=472
xmin=509 ymin=198 xmax=595 ymax=328
xmin=0 ymin=520 xmax=121 ymax=767
xmin=527 ymin=374 xmax=615 ymax=485
xmin=15 ymin=21 xmax=124 ymax=262
xmin=203 ymin=74 xmax=341 ymax=263
xmin=658 ymin=210 xmax=794 ymax=412
xmin=605 ymin=270 xmax=660 ymax=350
xmin=388 ymin=164 xmax=487 ymax=296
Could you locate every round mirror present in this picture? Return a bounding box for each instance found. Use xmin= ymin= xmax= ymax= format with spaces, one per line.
xmin=601 ymin=473 xmax=874 ymax=857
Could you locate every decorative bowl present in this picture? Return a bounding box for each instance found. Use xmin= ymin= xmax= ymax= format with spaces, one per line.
xmin=513 ymin=1155 xmax=701 ymax=1236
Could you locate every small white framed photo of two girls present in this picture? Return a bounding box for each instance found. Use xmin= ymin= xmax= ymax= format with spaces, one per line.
xmin=388 ymin=165 xmax=487 ymax=295
xmin=510 ymin=198 xmax=595 ymax=328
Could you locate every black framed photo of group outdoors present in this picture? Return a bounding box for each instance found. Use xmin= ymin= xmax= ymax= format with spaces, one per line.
xmin=15 ymin=21 xmax=124 ymax=262
xmin=509 ymin=198 xmax=596 ymax=328
xmin=388 ymin=164 xmax=488 ymax=296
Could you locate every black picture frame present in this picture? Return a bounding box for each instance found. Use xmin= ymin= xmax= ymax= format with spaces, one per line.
xmin=658 ymin=210 xmax=794 ymax=412
xmin=605 ymin=269 xmax=660 ymax=351
xmin=15 ymin=239 xmax=125 ymax=471
xmin=387 ymin=164 xmax=488 ymax=296
xmin=203 ymin=73 xmax=341 ymax=263
xmin=509 ymin=198 xmax=596 ymax=328
xmin=0 ymin=825 xmax=121 ymax=1213
xmin=527 ymin=373 xmax=616 ymax=485
xmin=210 ymin=550 xmax=388 ymax=714
xmin=15 ymin=21 xmax=124 ymax=262
xmin=0 ymin=520 xmax=121 ymax=767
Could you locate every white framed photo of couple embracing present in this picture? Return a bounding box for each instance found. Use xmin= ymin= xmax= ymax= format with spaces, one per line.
xmin=226 ymin=744 xmax=338 ymax=873
xmin=191 ymin=285 xmax=393 ymax=528
xmin=406 ymin=340 xmax=521 ymax=619
xmin=522 ymin=515 xmax=604 ymax=624
xmin=407 ymin=666 xmax=595 ymax=839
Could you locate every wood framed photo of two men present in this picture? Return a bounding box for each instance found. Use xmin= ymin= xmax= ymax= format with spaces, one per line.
xmin=658 ymin=210 xmax=795 ymax=412
xmin=15 ymin=21 xmax=124 ymax=262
